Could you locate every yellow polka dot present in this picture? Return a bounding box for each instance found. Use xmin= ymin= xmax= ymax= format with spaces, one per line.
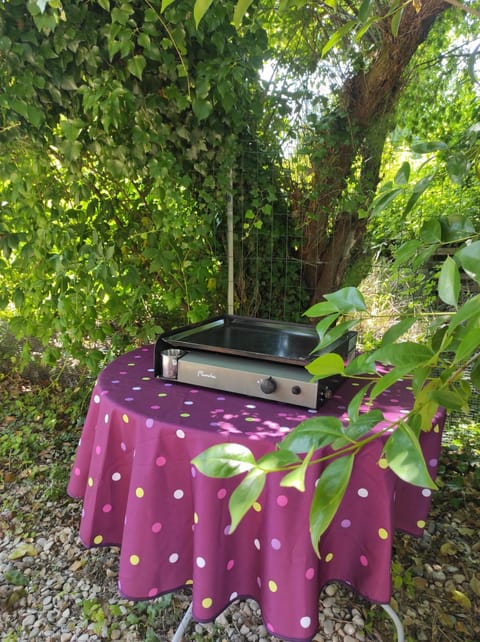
xmin=378 ymin=528 xmax=389 ymax=540
xmin=122 ymin=413 xmax=129 ymax=423
xmin=416 ymin=520 xmax=426 ymax=529
xmin=136 ymin=487 xmax=144 ymax=498
xmin=194 ymin=512 xmax=199 ymax=524
xmin=128 ymin=362 xmax=135 ymax=367
xmin=88 ymin=477 xmax=94 ymax=487
xmin=180 ymin=413 xmax=190 ymax=418
xmin=202 ymin=597 xmax=212 ymax=609
xmin=158 ymin=393 xmax=167 ymax=397
xmin=378 ymin=458 xmax=388 ymax=469
xmin=253 ymin=502 xmax=262 ymax=512
xmin=142 ymin=377 xmax=151 ymax=381
xmin=130 ymin=555 xmax=140 ymax=566
xmin=268 ymin=580 xmax=278 ymax=592
xmin=434 ymin=425 xmax=439 ymax=433
xmin=93 ymin=535 xmax=103 ymax=545
xmin=325 ymin=553 xmax=334 ymax=562
xmin=186 ymin=579 xmax=193 ymax=585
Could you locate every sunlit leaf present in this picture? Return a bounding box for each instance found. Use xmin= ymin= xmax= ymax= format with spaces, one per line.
xmin=420 ymin=218 xmax=442 ymax=243
xmin=194 ymin=0 xmax=214 ymax=26
xmin=380 ymin=317 xmax=417 ymax=346
xmin=191 ymin=443 xmax=256 ymax=478
xmin=358 ymin=0 xmax=372 ymax=22
xmin=373 ymin=342 xmax=434 ymax=369
xmin=384 ymin=423 xmax=437 ymax=489
xmin=233 ymin=0 xmax=254 ymax=28
xmin=310 ymin=454 xmax=354 ymax=555
xmin=456 ymin=241 xmax=480 ymax=282
xmin=344 ymin=353 xmax=378 ymax=376
xmin=446 ymin=153 xmax=469 ymax=185
xmin=311 ymin=318 xmax=359 ymax=353
xmin=324 ymin=287 xmax=366 ymax=312
xmin=280 ymin=447 xmax=314 ymax=492
xmin=454 ymin=328 xmax=480 ymax=362
xmin=403 ymin=174 xmax=435 ymax=215
xmin=369 ymin=366 xmax=410 ymax=401
xmin=279 ymin=416 xmax=345 ymax=454
xmin=257 ymin=449 xmax=300 ymax=472
xmin=228 ymin=468 xmax=265 ymax=532
xmin=315 ymin=313 xmax=340 ymax=342
xmin=438 ymin=256 xmax=460 ymax=307
xmin=391 ymin=6 xmax=404 ymax=36
xmin=449 ymin=294 xmax=480 ymax=331
xmin=161 ymin=0 xmax=176 ymax=11
xmin=321 ymin=21 xmax=356 ymax=57
xmin=306 ymin=352 xmax=346 ymax=379
xmin=305 ymin=300 xmax=340 ymax=317
xmin=394 ymin=161 xmax=410 ymax=185
xmin=429 ymin=387 xmax=469 ymax=412
xmin=371 ymin=187 xmax=404 ymax=215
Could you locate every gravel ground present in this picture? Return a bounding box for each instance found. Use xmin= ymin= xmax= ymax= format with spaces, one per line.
xmin=1 ymin=451 xmax=479 ymax=642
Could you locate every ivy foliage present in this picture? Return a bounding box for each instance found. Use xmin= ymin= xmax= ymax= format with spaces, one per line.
xmin=193 ymin=215 xmax=480 ymax=554
xmin=0 ymin=0 xmax=269 ymax=370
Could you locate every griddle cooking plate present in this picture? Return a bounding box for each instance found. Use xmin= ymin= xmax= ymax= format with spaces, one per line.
xmin=159 ymin=315 xmax=320 ymax=365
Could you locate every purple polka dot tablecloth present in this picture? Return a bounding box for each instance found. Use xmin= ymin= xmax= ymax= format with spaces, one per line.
xmin=67 ymin=345 xmax=445 ymax=642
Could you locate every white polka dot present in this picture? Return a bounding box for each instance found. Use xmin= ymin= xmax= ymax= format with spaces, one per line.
xmin=196 ymin=557 xmax=206 ymax=568
xmin=145 ymin=418 xmax=154 ymax=428
xmin=254 ymin=538 xmax=261 ymax=550
xmin=132 ymin=386 xmax=142 ymax=391
xmin=173 ymin=489 xmax=184 ymax=500
xmin=112 ymin=472 xmax=121 ymax=481
xmin=422 ymin=488 xmax=432 ymax=497
xmin=300 ymin=616 xmax=311 ymax=629
xmin=94 ymin=394 xmax=101 ymax=404
xmin=169 ymin=553 xmax=179 ymax=563
xmin=176 ymin=429 xmax=185 ymax=439
xmin=104 ymin=414 xmax=109 ymax=423
xmin=229 ymin=592 xmax=238 ymax=601
xmin=357 ymin=488 xmax=369 ymax=498
xmin=271 ymin=538 xmax=281 ymax=550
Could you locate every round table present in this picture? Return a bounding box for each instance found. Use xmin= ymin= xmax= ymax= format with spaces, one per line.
xmin=68 ymin=345 xmax=444 ymax=642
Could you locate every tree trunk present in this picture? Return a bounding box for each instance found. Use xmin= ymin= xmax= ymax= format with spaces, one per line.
xmin=298 ymin=0 xmax=450 ymax=303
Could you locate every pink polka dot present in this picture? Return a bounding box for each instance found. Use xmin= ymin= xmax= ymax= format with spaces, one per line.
xmin=341 ymin=519 xmax=351 ymax=528
xmin=148 ymin=587 xmax=159 ymax=597
xmin=102 ymin=504 xmax=112 ymax=513
xmin=74 ymin=467 xmax=81 ymax=477
xmin=156 ymin=456 xmax=166 ymax=467
xmin=360 ymin=555 xmax=369 ymax=567
xmin=95 ymin=446 xmax=101 ymax=455
xmin=150 ymin=404 xmax=161 ymax=410
xmin=271 ymin=538 xmax=281 ymax=550
xmin=276 ymin=495 xmax=288 ymax=507
xmin=145 ymin=418 xmax=154 ymax=428
xmin=120 ymin=442 xmax=127 ymax=451
xmin=152 ymin=522 xmax=162 ymax=533
xmin=227 ymin=560 xmax=235 ymax=571
xmin=217 ymin=488 xmax=227 ymax=499
xmin=305 ymin=567 xmax=315 ymax=580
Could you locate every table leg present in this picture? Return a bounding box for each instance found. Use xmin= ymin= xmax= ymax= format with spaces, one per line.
xmin=380 ymin=603 xmax=405 ymax=642
xmin=171 ymin=603 xmax=193 ymax=642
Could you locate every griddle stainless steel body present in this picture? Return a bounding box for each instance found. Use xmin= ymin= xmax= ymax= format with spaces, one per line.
xmin=154 ymin=315 xmax=357 ymax=409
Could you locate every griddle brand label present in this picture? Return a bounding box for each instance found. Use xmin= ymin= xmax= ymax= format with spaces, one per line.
xmin=196 ymin=369 xmax=217 ymax=379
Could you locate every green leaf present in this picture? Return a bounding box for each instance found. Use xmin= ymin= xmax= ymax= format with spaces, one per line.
xmin=384 ymin=423 xmax=437 ymax=489
xmin=192 ymin=98 xmax=213 ymax=121
xmin=380 ymin=317 xmax=416 ymax=346
xmin=306 ymin=353 xmax=346 ymax=379
xmin=446 ymin=153 xmax=468 ymax=185
xmin=412 ymin=140 xmax=448 ymax=154
xmin=358 ymin=0 xmax=372 ymax=22
xmin=127 ymin=55 xmax=146 ymax=80
xmin=321 ymin=21 xmax=356 ymax=57
xmin=194 ymin=0 xmax=214 ymax=27
xmin=456 ymin=241 xmax=480 ymax=282
xmin=429 ymin=387 xmax=468 ymax=412
xmin=279 ymin=416 xmax=345 ymax=454
xmin=371 ymin=187 xmax=404 ymax=215
xmin=280 ymin=447 xmax=314 ymax=492
xmin=305 ymin=300 xmax=339 ymax=317
xmin=312 ymin=318 xmax=359 ymax=353
xmin=191 ymin=443 xmax=256 ymax=478
xmin=393 ymin=239 xmax=421 ymax=267
xmin=449 ymin=294 xmax=480 ymax=331
xmin=161 ymin=0 xmax=176 ymax=11
xmin=344 ymin=352 xmax=378 ymax=376
xmin=344 ymin=409 xmax=384 ymax=441
xmin=233 ymin=0 xmax=254 ymax=28
xmin=419 ymin=219 xmax=442 ymax=243
xmin=97 ymin=0 xmax=110 ymax=10
xmin=347 ymin=384 xmax=372 ymax=420
xmin=471 ymin=360 xmax=480 ymax=388
xmin=310 ymin=454 xmax=354 ymax=555
xmin=438 ymin=256 xmax=460 ymax=307
xmin=391 ymin=6 xmax=404 ymax=37
xmin=394 ymin=161 xmax=410 ymax=185
xmin=324 ymin=287 xmax=366 ymax=312
xmin=369 ymin=366 xmax=410 ymax=401
xmin=315 ymin=313 xmax=341 ymax=342
xmin=257 ymin=449 xmax=300 ymax=472
xmin=373 ymin=342 xmax=434 ymax=369
xmin=440 ymin=215 xmax=476 ymax=242
xmin=228 ymin=468 xmax=265 ymax=533
xmin=454 ymin=328 xmax=480 ymax=363
xmin=403 ymin=174 xmax=435 ymax=215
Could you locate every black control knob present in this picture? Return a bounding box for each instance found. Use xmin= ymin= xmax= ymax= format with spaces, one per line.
xmin=291 ymin=385 xmax=301 ymax=395
xmin=260 ymin=376 xmax=277 ymax=394
xmin=323 ymin=386 xmax=333 ymax=400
